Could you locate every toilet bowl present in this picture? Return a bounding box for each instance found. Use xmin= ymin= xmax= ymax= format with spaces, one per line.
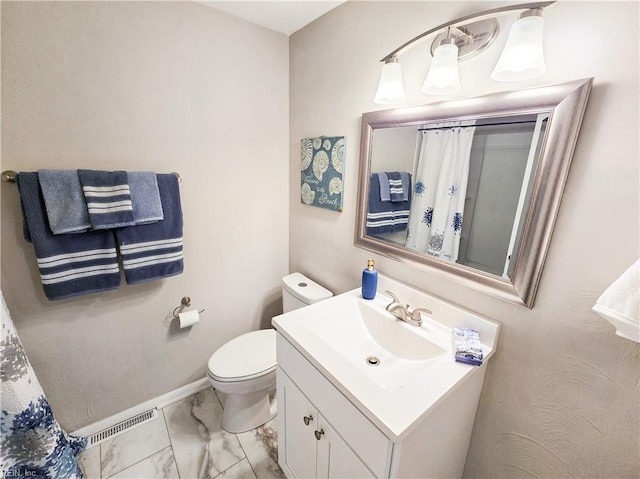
xmin=206 ymin=273 xmax=332 ymax=433
xmin=207 ymin=329 xmax=276 ymax=433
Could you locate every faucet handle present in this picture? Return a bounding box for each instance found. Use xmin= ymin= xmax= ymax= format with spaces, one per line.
xmin=384 ymin=290 xmax=400 ymax=303
xmin=410 ymin=307 xmax=433 ymax=321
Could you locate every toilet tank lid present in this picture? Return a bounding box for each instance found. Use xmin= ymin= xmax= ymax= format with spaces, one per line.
xmin=282 ymin=272 xmax=333 ymax=304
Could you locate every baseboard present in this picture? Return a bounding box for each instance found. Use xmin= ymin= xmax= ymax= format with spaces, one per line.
xmin=71 ymin=377 xmax=210 ymax=438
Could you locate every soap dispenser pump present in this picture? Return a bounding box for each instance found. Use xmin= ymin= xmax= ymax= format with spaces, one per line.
xmin=362 ymin=259 xmax=378 ymax=300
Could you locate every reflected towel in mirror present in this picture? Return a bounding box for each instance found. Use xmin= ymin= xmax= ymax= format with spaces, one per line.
xmin=387 ymin=171 xmax=411 ymax=202
xmin=367 ymin=173 xmax=411 ymax=235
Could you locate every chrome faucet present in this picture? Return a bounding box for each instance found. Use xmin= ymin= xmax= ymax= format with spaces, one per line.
xmin=384 ymin=290 xmax=432 ymax=327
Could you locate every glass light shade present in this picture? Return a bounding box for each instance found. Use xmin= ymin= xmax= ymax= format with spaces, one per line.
xmin=421 ymin=43 xmax=461 ymax=95
xmin=491 ymin=15 xmax=546 ymax=81
xmin=374 ymin=60 xmax=406 ymax=104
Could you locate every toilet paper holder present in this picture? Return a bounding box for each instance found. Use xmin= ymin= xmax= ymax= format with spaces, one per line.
xmin=173 ymin=296 xmax=205 ymax=319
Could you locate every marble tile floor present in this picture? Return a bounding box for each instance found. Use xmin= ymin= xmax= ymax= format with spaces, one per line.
xmin=78 ymin=387 xmax=285 ymax=479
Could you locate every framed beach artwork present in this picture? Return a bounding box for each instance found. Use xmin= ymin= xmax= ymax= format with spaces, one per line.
xmin=300 ymin=136 xmax=345 ymax=212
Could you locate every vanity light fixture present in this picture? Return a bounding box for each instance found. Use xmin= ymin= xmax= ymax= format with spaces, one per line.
xmin=373 ymin=1 xmax=555 ymax=103
xmin=491 ymin=8 xmax=546 ymax=81
xmin=373 ymin=57 xmax=406 ymax=104
xmin=421 ymin=28 xmax=461 ymax=95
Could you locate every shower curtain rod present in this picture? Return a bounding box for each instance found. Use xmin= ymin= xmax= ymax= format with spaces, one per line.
xmin=1 ymin=170 xmax=182 ymax=183
xmin=417 ymin=119 xmax=540 ymax=131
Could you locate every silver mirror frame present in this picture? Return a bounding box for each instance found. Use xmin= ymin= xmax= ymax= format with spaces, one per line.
xmin=355 ymin=78 xmax=593 ymax=308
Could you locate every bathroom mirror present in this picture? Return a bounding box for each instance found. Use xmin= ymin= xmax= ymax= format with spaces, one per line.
xmin=355 ymin=78 xmax=593 ymax=308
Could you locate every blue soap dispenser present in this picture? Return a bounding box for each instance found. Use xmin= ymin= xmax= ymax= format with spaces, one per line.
xmin=362 ymin=259 xmax=378 ymax=300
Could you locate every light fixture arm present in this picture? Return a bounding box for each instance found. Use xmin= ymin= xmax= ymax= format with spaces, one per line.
xmin=379 ymin=1 xmax=555 ymax=62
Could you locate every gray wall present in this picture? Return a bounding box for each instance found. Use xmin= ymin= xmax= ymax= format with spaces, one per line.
xmin=1 ymin=1 xmax=289 ymax=430
xmin=289 ymin=2 xmax=639 ymax=478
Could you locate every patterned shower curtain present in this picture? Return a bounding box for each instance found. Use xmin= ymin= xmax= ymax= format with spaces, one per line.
xmin=405 ymin=125 xmax=476 ymax=261
xmin=1 ymin=292 xmax=86 ymax=478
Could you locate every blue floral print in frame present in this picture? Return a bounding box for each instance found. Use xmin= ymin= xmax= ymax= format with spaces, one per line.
xmin=301 ymin=136 xmax=345 ymax=212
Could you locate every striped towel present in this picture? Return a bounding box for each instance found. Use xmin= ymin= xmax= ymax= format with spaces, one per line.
xmin=387 ymin=171 xmax=411 ymax=202
xmin=77 ymin=170 xmax=136 ymax=229
xmin=16 ymin=173 xmax=121 ymax=300
xmin=366 ymin=173 xmax=412 ymax=236
xmin=367 ymin=173 xmax=394 ymax=235
xmin=114 ymin=174 xmax=184 ymax=285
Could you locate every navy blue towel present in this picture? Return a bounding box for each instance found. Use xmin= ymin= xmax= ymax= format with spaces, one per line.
xmin=367 ymin=173 xmax=395 ymax=235
xmin=367 ymin=173 xmax=411 ymax=236
xmin=16 ymin=173 xmax=121 ymax=300
xmin=78 ymin=170 xmax=136 ymax=229
xmin=114 ymin=174 xmax=184 ymax=284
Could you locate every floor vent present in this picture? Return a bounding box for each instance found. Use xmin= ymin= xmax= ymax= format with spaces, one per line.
xmin=85 ymin=408 xmax=159 ymax=448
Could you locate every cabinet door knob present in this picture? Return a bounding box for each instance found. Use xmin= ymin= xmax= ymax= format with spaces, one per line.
xmin=303 ymin=415 xmax=313 ymax=426
xmin=314 ymin=429 xmax=325 ymax=440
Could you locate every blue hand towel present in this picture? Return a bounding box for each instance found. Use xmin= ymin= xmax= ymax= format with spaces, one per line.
xmin=378 ymin=172 xmax=391 ymax=202
xmin=400 ymin=171 xmax=411 ymax=202
xmin=38 ymin=169 xmax=91 ymax=234
xmin=128 ymin=171 xmax=164 ymax=224
xmin=391 ymin=174 xmax=411 ymax=232
xmin=77 ymin=170 xmax=135 ymax=229
xmin=114 ymin=174 xmax=184 ymax=285
xmin=16 ymin=173 xmax=121 ymax=300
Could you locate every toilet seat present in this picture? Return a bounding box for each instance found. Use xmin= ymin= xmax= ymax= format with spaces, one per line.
xmin=207 ymin=329 xmax=276 ymax=382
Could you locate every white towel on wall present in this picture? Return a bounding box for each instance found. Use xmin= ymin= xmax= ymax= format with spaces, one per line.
xmin=593 ymin=259 xmax=640 ymax=343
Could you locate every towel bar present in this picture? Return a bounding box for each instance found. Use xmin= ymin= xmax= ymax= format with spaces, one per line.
xmin=1 ymin=170 xmax=181 ymax=183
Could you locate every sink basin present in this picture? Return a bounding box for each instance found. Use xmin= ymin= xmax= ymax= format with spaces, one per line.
xmin=358 ymin=301 xmax=445 ymax=360
xmin=304 ymin=299 xmax=447 ymax=390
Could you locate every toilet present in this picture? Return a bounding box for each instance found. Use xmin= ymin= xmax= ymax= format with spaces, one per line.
xmin=207 ymin=272 xmax=332 ymax=433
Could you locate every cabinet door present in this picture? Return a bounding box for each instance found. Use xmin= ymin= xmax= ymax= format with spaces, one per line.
xmin=279 ymin=371 xmax=318 ymax=479
xmin=316 ymin=415 xmax=375 ymax=479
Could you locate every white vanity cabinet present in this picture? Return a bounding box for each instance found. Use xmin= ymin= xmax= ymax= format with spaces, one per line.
xmin=278 ymin=372 xmax=376 ymax=479
xmin=276 ymin=329 xmax=490 ymax=479
xmin=277 ymin=334 xmax=393 ymax=479
xmin=273 ymin=276 xmax=500 ymax=479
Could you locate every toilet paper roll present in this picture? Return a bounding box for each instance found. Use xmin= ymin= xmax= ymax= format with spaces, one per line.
xmin=178 ymin=309 xmax=199 ymax=328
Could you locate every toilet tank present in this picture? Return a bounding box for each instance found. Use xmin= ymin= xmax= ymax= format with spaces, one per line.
xmin=282 ymin=272 xmax=333 ymax=313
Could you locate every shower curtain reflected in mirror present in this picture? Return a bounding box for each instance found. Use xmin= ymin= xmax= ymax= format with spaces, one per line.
xmin=405 ymin=125 xmax=476 ymax=262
